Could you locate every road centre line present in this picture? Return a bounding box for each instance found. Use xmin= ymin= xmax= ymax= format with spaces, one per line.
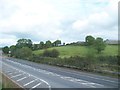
xmin=6 ymin=59 xmax=61 ymax=77
xmin=2 ymin=62 xmax=51 ymax=90
xmin=6 ymin=59 xmax=117 ymax=83
xmin=23 ymin=79 xmax=38 ymax=86
xmin=4 ymin=59 xmax=101 ymax=88
xmin=5 ymin=59 xmax=105 ymax=87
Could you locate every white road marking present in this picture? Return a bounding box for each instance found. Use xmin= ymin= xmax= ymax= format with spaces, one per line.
xmin=8 ymin=72 xmax=19 ymax=75
xmin=4 ymin=59 xmax=106 ymax=88
xmin=23 ymin=79 xmax=38 ymax=86
xmin=30 ymin=82 xmax=42 ymax=90
xmin=2 ymin=62 xmax=51 ymax=90
xmin=1 ymin=72 xmax=24 ymax=88
xmin=11 ymin=73 xmax=23 ymax=78
xmin=60 ymin=76 xmax=104 ymax=87
xmin=17 ymin=76 xmax=27 ymax=81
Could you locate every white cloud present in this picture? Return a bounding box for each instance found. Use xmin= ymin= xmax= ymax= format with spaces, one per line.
xmin=72 ymin=0 xmax=118 ymax=38
xmin=0 ymin=0 xmax=63 ymax=32
xmin=0 ymin=0 xmax=118 ymax=47
xmin=72 ymin=20 xmax=88 ymax=31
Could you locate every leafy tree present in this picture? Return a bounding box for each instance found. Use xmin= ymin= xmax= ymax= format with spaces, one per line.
xmin=50 ymin=49 xmax=59 ymax=58
xmin=39 ymin=41 xmax=44 ymax=49
xmin=32 ymin=44 xmax=40 ymax=50
xmin=9 ymin=45 xmax=16 ymax=57
xmin=63 ymin=43 xmax=65 ymax=46
xmin=16 ymin=39 xmax=32 ymax=49
xmin=53 ymin=40 xmax=61 ymax=46
xmin=45 ymin=40 xmax=52 ymax=48
xmin=94 ymin=37 xmax=106 ymax=53
xmin=43 ymin=50 xmax=51 ymax=57
xmin=15 ymin=47 xmax=32 ymax=59
xmin=85 ymin=47 xmax=96 ymax=69
xmin=43 ymin=49 xmax=59 ymax=58
xmin=85 ymin=35 xmax=95 ymax=46
xmin=2 ymin=46 xmax=9 ymax=54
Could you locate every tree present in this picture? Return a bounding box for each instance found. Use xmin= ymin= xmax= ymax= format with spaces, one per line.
xmin=43 ymin=50 xmax=51 ymax=57
xmin=32 ymin=44 xmax=39 ymax=50
xmin=43 ymin=49 xmax=59 ymax=58
xmin=15 ymin=47 xmax=32 ymax=59
xmin=16 ymin=39 xmax=32 ymax=49
xmin=85 ymin=36 xmax=95 ymax=46
xmin=39 ymin=41 xmax=44 ymax=49
xmin=50 ymin=49 xmax=59 ymax=58
xmin=45 ymin=40 xmax=52 ymax=48
xmin=9 ymin=45 xmax=16 ymax=57
xmin=85 ymin=47 xmax=96 ymax=69
xmin=53 ymin=40 xmax=61 ymax=46
xmin=94 ymin=37 xmax=106 ymax=53
xmin=2 ymin=46 xmax=9 ymax=54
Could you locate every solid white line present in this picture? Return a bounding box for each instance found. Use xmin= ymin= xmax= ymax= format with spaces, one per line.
xmin=1 ymin=72 xmax=24 ymax=88
xmin=17 ymin=76 xmax=27 ymax=81
xmin=31 ymin=82 xmax=41 ymax=89
xmin=6 ymin=59 xmax=116 ymax=83
xmin=2 ymin=62 xmax=51 ymax=90
xmin=23 ymin=79 xmax=38 ymax=86
xmin=4 ymin=59 xmax=106 ymax=88
xmin=11 ymin=73 xmax=23 ymax=78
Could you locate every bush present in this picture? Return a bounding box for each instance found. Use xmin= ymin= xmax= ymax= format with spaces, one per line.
xmin=50 ymin=49 xmax=59 ymax=58
xmin=43 ymin=49 xmax=59 ymax=58
xmin=2 ymin=46 xmax=9 ymax=54
xmin=14 ymin=47 xmax=32 ymax=60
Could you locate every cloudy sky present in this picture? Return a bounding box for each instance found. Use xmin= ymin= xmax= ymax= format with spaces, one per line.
xmin=0 ymin=0 xmax=118 ymax=47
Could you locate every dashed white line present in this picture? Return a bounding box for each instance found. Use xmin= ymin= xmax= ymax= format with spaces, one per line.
xmin=11 ymin=73 xmax=23 ymax=78
xmin=4 ymin=59 xmax=105 ymax=88
xmin=30 ymin=82 xmax=42 ymax=90
xmin=2 ymin=62 xmax=51 ymax=90
xmin=23 ymin=79 xmax=38 ymax=86
xmin=17 ymin=76 xmax=27 ymax=82
xmin=8 ymin=71 xmax=19 ymax=75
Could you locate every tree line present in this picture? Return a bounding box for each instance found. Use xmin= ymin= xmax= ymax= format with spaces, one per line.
xmin=2 ymin=39 xmax=62 ymax=58
xmin=2 ymin=39 xmax=62 ymax=53
xmin=2 ymin=35 xmax=106 ymax=59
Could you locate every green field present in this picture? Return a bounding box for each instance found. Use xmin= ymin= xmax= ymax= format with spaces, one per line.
xmin=33 ymin=45 xmax=118 ymax=58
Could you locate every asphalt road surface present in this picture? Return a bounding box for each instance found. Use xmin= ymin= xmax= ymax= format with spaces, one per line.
xmin=0 ymin=51 xmax=119 ymax=90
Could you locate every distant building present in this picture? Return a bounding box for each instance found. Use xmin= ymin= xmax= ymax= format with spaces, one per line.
xmin=105 ymin=39 xmax=119 ymax=45
xmin=77 ymin=41 xmax=85 ymax=44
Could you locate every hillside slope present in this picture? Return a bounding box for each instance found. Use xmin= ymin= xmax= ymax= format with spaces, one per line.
xmin=33 ymin=45 xmax=118 ymax=58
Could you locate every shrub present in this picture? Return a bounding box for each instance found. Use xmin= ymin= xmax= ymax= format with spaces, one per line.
xmin=14 ymin=47 xmax=32 ymax=60
xmin=50 ymin=49 xmax=59 ymax=58
xmin=43 ymin=49 xmax=59 ymax=58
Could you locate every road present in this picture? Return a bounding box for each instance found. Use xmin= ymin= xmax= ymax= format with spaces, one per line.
xmin=0 ymin=51 xmax=119 ymax=90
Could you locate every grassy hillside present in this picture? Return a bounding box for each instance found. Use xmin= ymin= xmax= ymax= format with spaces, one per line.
xmin=33 ymin=45 xmax=118 ymax=58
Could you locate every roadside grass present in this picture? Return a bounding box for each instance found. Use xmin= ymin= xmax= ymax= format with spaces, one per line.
xmin=1 ymin=73 xmax=23 ymax=89
xmin=33 ymin=45 xmax=118 ymax=58
xmin=0 ymin=84 xmax=1 ymax=90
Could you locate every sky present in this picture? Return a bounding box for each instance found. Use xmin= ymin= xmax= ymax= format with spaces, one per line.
xmin=0 ymin=0 xmax=118 ymax=47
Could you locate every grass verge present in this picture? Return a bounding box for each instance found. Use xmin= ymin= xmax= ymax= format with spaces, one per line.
xmin=1 ymin=72 xmax=24 ymax=90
